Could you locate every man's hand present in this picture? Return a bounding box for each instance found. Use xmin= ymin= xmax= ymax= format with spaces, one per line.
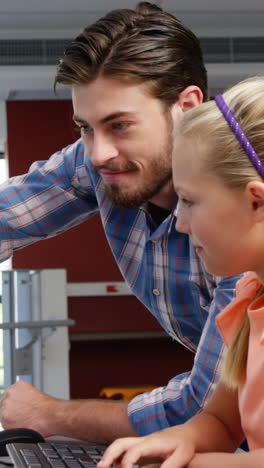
xmin=0 ymin=381 xmax=58 ymax=437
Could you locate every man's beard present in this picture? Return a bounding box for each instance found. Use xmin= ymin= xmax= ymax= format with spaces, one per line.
xmin=103 ymin=129 xmax=173 ymax=209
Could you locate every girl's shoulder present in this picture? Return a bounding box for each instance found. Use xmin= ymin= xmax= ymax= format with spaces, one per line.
xmin=216 ymin=272 xmax=262 ymax=347
xmin=236 ymin=272 xmax=262 ymax=298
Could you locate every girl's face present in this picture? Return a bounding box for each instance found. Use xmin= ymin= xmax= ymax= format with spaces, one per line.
xmin=173 ymin=137 xmax=262 ymax=278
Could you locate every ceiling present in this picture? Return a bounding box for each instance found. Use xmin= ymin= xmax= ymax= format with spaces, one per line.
xmin=1 ymin=0 xmax=264 ymax=38
xmin=1 ymin=0 xmax=264 ymax=100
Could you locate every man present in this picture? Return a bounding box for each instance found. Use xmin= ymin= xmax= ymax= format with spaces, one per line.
xmin=0 ymin=2 xmax=240 ymax=444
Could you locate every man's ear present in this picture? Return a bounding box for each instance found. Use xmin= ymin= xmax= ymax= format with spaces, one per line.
xmin=247 ymin=181 xmax=264 ymax=222
xmin=170 ymin=86 xmax=203 ymax=121
xmin=178 ymin=85 xmax=203 ymax=110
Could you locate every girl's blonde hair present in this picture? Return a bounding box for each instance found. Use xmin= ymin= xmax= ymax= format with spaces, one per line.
xmin=175 ymin=76 xmax=264 ymax=388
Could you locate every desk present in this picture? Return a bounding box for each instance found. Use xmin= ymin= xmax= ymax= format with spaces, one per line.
xmin=0 ymin=456 xmax=11 ymax=467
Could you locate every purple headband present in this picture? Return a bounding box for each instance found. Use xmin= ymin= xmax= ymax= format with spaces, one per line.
xmin=214 ymin=94 xmax=264 ymax=179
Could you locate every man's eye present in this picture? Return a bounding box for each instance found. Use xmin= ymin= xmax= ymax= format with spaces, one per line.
xmin=112 ymin=122 xmax=130 ymax=131
xmin=80 ymin=125 xmax=93 ymax=135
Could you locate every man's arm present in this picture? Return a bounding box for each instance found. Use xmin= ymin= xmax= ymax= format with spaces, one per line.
xmin=0 ymin=276 xmax=237 ymax=442
xmin=128 ymin=274 xmax=239 ymax=434
xmin=0 ymin=381 xmax=137 ymax=443
xmin=99 ymin=382 xmax=244 ymax=468
xmin=0 ymin=138 xmax=97 ymax=262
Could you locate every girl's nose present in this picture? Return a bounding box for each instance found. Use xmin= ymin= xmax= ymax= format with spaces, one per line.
xmin=175 ymin=202 xmax=191 ymax=235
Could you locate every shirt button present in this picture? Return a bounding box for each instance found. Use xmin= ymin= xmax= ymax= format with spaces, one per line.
xmin=153 ymin=288 xmax=160 ymax=296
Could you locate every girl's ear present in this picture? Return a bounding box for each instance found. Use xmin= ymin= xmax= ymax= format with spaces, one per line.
xmin=246 ymin=181 xmax=264 ymax=222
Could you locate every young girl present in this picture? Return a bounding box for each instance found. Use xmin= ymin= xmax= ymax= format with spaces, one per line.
xmin=97 ymin=76 xmax=264 ymax=468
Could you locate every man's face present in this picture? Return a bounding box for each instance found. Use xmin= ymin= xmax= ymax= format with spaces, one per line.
xmin=72 ymin=77 xmax=175 ymax=208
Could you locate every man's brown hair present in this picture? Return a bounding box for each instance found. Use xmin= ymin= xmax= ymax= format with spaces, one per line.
xmin=55 ymin=1 xmax=208 ymax=104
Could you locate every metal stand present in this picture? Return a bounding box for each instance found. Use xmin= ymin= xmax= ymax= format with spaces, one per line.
xmin=1 ymin=269 xmax=74 ymax=399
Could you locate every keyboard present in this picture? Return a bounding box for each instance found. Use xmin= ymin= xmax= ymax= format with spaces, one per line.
xmin=6 ymin=440 xmax=106 ymax=468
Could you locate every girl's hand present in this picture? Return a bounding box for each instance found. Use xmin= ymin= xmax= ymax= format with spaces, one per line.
xmin=97 ymin=426 xmax=196 ymax=468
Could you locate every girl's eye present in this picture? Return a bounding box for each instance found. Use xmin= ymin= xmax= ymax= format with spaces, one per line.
xmin=181 ymin=198 xmax=194 ymax=208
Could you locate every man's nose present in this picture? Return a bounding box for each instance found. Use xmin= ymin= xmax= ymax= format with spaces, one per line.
xmin=89 ymin=135 xmax=119 ymax=166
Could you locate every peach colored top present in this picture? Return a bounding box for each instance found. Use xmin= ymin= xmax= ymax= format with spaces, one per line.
xmin=216 ymin=272 xmax=264 ymax=450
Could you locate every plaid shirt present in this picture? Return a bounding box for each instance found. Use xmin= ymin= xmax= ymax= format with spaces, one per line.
xmin=0 ymin=138 xmax=240 ymax=435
